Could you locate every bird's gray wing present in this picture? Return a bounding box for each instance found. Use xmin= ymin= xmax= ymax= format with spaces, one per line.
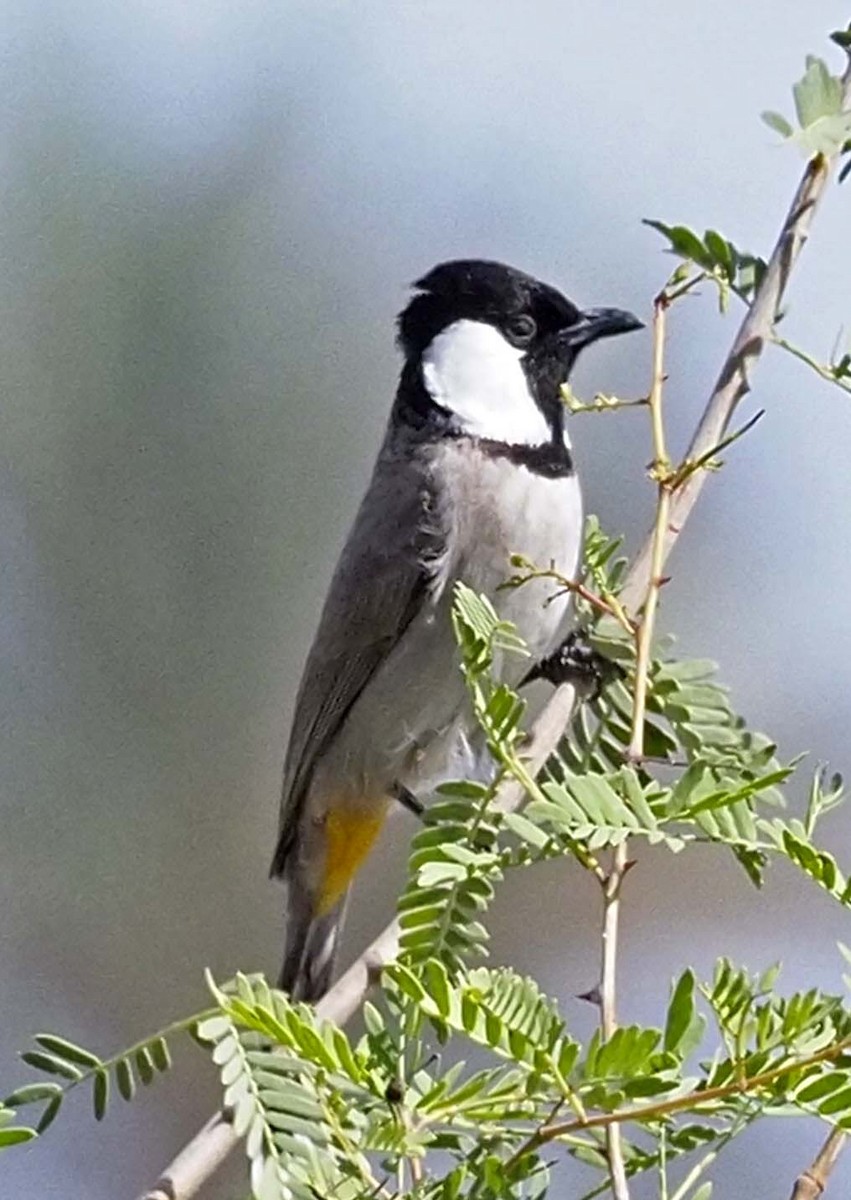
xmin=271 ymin=441 xmax=442 ymax=877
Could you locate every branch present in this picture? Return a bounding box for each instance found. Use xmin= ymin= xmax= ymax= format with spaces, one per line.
xmin=136 ymin=56 xmax=851 ymax=1200
xmin=789 ymin=1129 xmax=848 ymax=1200
xmin=600 ymin=289 xmax=672 ymax=1200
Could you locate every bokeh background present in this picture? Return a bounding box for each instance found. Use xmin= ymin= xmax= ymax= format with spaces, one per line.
xmin=2 ymin=2 xmax=851 ymax=1196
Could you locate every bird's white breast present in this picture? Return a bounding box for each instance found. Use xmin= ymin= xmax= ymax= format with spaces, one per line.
xmin=428 ymin=440 xmax=583 ymax=662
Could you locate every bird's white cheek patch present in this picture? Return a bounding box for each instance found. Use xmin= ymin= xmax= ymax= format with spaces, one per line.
xmin=421 ymin=319 xmax=552 ymax=447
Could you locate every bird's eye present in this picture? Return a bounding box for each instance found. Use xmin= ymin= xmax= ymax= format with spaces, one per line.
xmin=505 ymin=314 xmax=537 ymax=345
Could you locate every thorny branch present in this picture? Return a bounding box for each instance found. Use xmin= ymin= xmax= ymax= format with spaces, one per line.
xmin=597 ymin=286 xmax=673 ymax=1200
xmin=136 ymin=54 xmax=851 ymax=1200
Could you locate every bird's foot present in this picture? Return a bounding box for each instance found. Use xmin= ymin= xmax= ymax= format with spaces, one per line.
xmin=525 ymin=630 xmax=625 ymax=701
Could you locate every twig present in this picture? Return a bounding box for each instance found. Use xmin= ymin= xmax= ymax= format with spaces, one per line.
xmin=599 ymin=844 xmax=629 ymax=1200
xmin=503 ymin=561 xmax=635 ymax=635
xmin=789 ymin=1129 xmax=848 ymax=1199
xmin=504 ymin=1034 xmax=851 ymax=1173
xmin=562 ymin=387 xmax=650 ymax=415
xmin=136 ymin=57 xmax=851 ymax=1200
xmin=599 ymin=290 xmax=671 ymax=1200
xmin=772 ymin=333 xmax=851 ymax=395
xmin=525 ymin=1032 xmax=851 ymax=1149
xmin=628 ymin=291 xmax=671 ymax=758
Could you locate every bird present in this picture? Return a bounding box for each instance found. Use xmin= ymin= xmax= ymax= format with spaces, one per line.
xmin=271 ymin=259 xmax=642 ymax=1001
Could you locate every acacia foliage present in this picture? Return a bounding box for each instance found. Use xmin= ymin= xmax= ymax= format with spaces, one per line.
xmin=5 ymin=550 xmax=851 ymax=1200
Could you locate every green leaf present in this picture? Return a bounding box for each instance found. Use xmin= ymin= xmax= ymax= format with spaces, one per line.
xmin=93 ymin=1069 xmax=109 ymax=1121
xmin=135 ymin=1047 xmax=155 ymax=1086
xmin=793 ymin=58 xmax=842 ymax=128
xmin=36 ymin=1095 xmax=62 ymax=1134
xmin=34 ymin=1035 xmax=101 ymax=1069
xmin=767 ymin=825 xmax=851 ymax=907
xmin=817 ymin=1085 xmax=851 ymax=1118
xmin=643 ymin=220 xmax=712 ymax=268
xmin=665 ymin=970 xmax=699 ymax=1057
xmin=418 ymin=861 xmax=469 ymax=887
xmin=762 ymin=110 xmax=794 ymax=138
xmin=151 ymin=1038 xmax=172 ymax=1072
xmin=20 ymin=1052 xmax=82 ymax=1082
xmin=3 ymin=1083 xmax=63 ymax=1107
xmin=704 ymin=229 xmax=734 ymax=273
xmin=0 ymin=1127 xmax=36 ymax=1148
xmin=115 ymin=1059 xmax=135 ymax=1102
xmin=196 ymin=1015 xmax=231 ymax=1042
xmin=796 ymin=1072 xmax=849 ymax=1104
xmin=794 ymin=114 xmax=851 ymax=158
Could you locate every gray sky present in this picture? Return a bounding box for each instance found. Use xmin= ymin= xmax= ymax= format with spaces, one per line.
xmin=1 ymin=3 xmax=851 ymax=1197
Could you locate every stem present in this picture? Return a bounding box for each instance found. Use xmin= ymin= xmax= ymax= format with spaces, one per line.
xmin=600 ymin=841 xmax=629 ymax=1200
xmin=505 ymin=564 xmax=635 ymax=635
xmin=599 ymin=288 xmax=671 ymax=1200
xmin=647 ymin=297 xmax=669 ymax=473
xmin=565 ymin=394 xmax=650 ymax=415
xmin=630 ymin=292 xmax=671 ymax=770
xmin=20 ymin=1009 xmax=217 ymax=1114
xmin=773 ymin=334 xmax=851 ymax=395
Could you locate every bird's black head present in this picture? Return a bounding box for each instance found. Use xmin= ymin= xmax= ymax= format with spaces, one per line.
xmin=398 ymin=259 xmax=587 ymax=359
xmin=395 ymin=259 xmax=641 ymax=471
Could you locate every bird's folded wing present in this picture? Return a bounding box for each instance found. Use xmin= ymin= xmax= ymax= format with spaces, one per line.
xmin=272 ymin=444 xmax=443 ymax=876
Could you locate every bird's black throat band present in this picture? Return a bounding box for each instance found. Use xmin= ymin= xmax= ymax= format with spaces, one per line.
xmin=476 ymin=436 xmax=574 ymax=478
xmin=394 ymin=365 xmax=574 ymax=478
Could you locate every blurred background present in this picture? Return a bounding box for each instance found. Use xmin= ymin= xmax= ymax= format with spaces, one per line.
xmin=2 ymin=1 xmax=851 ymax=1196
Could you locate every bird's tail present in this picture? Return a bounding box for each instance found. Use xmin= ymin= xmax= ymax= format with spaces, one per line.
xmin=278 ymin=887 xmax=349 ymax=1003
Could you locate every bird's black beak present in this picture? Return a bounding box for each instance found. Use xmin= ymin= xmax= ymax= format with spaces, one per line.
xmin=559 ymin=306 xmax=644 ymax=350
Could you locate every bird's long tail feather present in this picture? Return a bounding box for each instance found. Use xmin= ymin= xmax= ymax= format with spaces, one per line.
xmin=278 ymin=889 xmax=349 ymax=1002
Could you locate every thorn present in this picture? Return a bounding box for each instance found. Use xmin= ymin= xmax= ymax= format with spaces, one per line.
xmin=622 ymin=859 xmax=638 ymax=876
xmin=577 ymin=986 xmax=602 ymax=1007
xmin=623 ymin=751 xmax=687 ymax=769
